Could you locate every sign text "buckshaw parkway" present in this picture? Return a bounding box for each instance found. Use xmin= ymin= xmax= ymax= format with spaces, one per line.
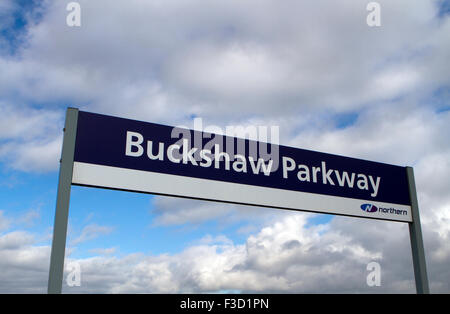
xmin=126 ymin=131 xmax=381 ymax=198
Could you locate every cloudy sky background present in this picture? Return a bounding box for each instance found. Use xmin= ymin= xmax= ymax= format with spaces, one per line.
xmin=0 ymin=0 xmax=449 ymax=293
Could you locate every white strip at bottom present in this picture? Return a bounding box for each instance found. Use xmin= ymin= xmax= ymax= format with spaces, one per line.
xmin=72 ymin=162 xmax=412 ymax=222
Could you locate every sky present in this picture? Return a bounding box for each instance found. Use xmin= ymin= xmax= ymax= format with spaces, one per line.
xmin=0 ymin=0 xmax=449 ymax=293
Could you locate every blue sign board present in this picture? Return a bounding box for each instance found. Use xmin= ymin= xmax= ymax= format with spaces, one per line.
xmin=72 ymin=111 xmax=412 ymax=222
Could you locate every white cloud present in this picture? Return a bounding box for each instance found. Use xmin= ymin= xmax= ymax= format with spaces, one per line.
xmin=70 ymin=224 xmax=114 ymax=246
xmin=88 ymin=247 xmax=117 ymax=256
xmin=151 ymin=197 xmax=235 ymax=226
xmin=15 ymin=208 xmax=41 ymax=227
xmin=1 ymin=135 xmax=63 ymax=173
xmin=54 ymin=213 xmax=420 ymax=293
xmin=0 ymin=211 xmax=11 ymax=232
xmin=369 ymin=67 xmax=420 ymax=99
xmin=150 ymin=195 xmax=288 ymax=232
xmin=0 ymin=0 xmax=448 ymax=171
xmin=0 ymin=231 xmax=35 ymax=250
xmin=166 ymin=43 xmax=292 ymax=102
xmin=1 ymin=0 xmax=447 ymax=119
xmin=0 ymin=104 xmax=58 ymax=140
xmin=0 ymin=103 xmax=63 ymax=172
xmin=0 ymin=204 xmax=449 ymax=293
xmin=289 ymin=104 xmax=450 ymax=166
xmin=0 ymin=230 xmax=50 ymax=293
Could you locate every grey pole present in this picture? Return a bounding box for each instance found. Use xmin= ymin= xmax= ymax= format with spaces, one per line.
xmin=48 ymin=107 xmax=79 ymax=294
xmin=406 ymin=166 xmax=430 ymax=294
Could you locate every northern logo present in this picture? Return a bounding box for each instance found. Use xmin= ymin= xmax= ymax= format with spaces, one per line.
xmin=361 ymin=203 xmax=378 ymax=213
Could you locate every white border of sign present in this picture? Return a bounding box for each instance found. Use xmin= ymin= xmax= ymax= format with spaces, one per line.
xmin=72 ymin=162 xmax=412 ymax=223
xmin=47 ymin=108 xmax=429 ymax=294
